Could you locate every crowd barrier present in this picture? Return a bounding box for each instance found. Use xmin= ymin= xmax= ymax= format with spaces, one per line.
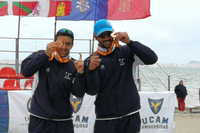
xmin=0 ymin=91 xmax=175 ymax=133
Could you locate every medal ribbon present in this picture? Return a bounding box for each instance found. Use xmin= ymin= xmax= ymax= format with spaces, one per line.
xmin=97 ymin=40 xmax=120 ymax=56
xmin=49 ymin=48 xmax=70 ymax=63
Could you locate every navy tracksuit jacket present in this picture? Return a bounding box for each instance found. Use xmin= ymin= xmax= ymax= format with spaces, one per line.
xmin=21 ymin=50 xmax=85 ymax=120
xmin=84 ymin=41 xmax=158 ymax=119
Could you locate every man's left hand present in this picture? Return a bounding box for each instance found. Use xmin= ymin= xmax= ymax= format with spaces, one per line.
xmin=115 ymin=32 xmax=130 ymax=44
xmin=74 ymin=53 xmax=84 ymax=74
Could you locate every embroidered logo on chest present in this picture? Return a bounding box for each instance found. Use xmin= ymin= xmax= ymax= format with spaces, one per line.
xmin=100 ymin=65 xmax=105 ymax=70
xmin=119 ymin=58 xmax=125 ymax=66
xmin=64 ymin=72 xmax=72 ymax=80
xmin=46 ymin=68 xmax=50 ymax=72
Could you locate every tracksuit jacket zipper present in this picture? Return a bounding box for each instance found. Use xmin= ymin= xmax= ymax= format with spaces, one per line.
xmin=110 ymin=53 xmax=120 ymax=116
xmin=49 ymin=63 xmax=60 ymax=119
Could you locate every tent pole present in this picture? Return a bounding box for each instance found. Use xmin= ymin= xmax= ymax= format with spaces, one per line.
xmin=54 ymin=17 xmax=57 ymax=36
xmin=91 ymin=21 xmax=96 ymax=54
xmin=16 ymin=16 xmax=20 ymax=76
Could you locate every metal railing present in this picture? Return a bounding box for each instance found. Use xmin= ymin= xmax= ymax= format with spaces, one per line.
xmin=0 ymin=37 xmax=92 ymax=76
xmin=1 ymin=37 xmax=171 ymax=92
xmin=137 ymin=63 xmax=171 ymax=92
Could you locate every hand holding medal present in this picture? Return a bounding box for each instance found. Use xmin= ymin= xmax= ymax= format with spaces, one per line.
xmin=111 ymin=31 xmax=119 ymax=38
xmin=55 ymin=40 xmax=63 ymax=48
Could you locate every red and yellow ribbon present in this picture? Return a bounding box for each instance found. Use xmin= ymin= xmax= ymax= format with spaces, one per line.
xmin=97 ymin=40 xmax=120 ymax=56
xmin=49 ymin=48 xmax=70 ymax=63
xmin=48 ymin=40 xmax=70 ymax=63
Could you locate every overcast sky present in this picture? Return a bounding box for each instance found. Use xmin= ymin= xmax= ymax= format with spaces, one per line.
xmin=0 ymin=0 xmax=199 ymax=65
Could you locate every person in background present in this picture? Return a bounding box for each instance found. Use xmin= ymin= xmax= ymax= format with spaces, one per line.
xmin=174 ymin=80 xmax=187 ymax=112
xmin=21 ymin=28 xmax=85 ymax=133
xmin=84 ymin=19 xmax=158 ymax=133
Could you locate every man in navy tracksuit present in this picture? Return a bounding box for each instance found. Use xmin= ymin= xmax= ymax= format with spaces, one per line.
xmin=21 ymin=28 xmax=85 ymax=133
xmin=84 ymin=19 xmax=158 ymax=133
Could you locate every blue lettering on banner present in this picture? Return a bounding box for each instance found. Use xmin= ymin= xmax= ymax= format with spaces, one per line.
xmin=162 ymin=117 xmax=169 ymax=124
xmin=142 ymin=125 xmax=168 ymax=129
xmin=0 ymin=90 xmax=9 ymax=132
xmin=75 ymin=115 xmax=80 ymax=122
xmin=156 ymin=116 xmax=160 ymax=123
xmin=150 ymin=116 xmax=154 ymax=123
xmin=82 ymin=116 xmax=89 ymax=123
xmin=25 ymin=116 xmax=30 ymax=122
xmin=74 ymin=115 xmax=89 ymax=128
xmin=74 ymin=115 xmax=89 ymax=123
xmin=142 ymin=116 xmax=169 ymax=124
xmin=142 ymin=116 xmax=169 ymax=129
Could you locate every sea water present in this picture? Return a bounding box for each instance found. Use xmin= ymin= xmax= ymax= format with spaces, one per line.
xmin=139 ymin=66 xmax=200 ymax=108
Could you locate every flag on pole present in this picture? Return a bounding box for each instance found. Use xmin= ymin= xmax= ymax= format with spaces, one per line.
xmin=48 ymin=0 xmax=72 ymax=17
xmin=0 ymin=2 xmax=8 ymax=15
xmin=0 ymin=0 xmax=72 ymax=17
xmin=12 ymin=2 xmax=38 ymax=16
xmin=107 ymin=0 xmax=150 ymax=20
xmin=57 ymin=0 xmax=108 ymax=20
xmin=57 ymin=0 xmax=150 ymax=21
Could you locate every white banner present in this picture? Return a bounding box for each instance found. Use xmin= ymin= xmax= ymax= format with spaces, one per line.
xmin=7 ymin=91 xmax=96 ymax=133
xmin=8 ymin=90 xmax=31 ymax=133
xmin=72 ymin=94 xmax=96 ymax=133
xmin=6 ymin=91 xmax=175 ymax=133
xmin=139 ymin=91 xmax=175 ymax=133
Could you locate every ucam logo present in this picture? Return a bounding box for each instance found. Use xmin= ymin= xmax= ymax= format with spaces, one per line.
xmin=141 ymin=98 xmax=169 ymax=130
xmin=148 ymin=98 xmax=164 ymax=115
xmin=71 ymin=97 xmax=89 ymax=128
xmin=71 ymin=97 xmax=83 ymax=113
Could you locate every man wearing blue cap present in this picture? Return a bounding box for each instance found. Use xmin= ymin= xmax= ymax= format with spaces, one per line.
xmin=84 ymin=19 xmax=158 ymax=133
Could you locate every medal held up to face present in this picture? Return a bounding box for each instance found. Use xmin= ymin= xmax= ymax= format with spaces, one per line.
xmin=49 ymin=40 xmax=63 ymax=61
xmin=56 ymin=40 xmax=63 ymax=48
xmin=111 ymin=31 xmax=119 ymax=38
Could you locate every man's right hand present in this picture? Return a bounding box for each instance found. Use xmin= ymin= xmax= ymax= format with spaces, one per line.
xmin=89 ymin=51 xmax=101 ymax=70
xmin=45 ymin=41 xmax=59 ymax=57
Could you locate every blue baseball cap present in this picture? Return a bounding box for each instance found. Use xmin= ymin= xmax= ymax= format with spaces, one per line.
xmin=94 ymin=19 xmax=114 ymax=36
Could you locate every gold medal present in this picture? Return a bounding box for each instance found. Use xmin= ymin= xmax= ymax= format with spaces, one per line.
xmin=56 ymin=40 xmax=63 ymax=48
xmin=111 ymin=31 xmax=119 ymax=38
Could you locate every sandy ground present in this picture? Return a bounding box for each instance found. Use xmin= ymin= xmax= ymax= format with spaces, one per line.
xmin=174 ymin=107 xmax=200 ymax=133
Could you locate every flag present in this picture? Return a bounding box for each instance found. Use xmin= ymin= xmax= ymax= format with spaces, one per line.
xmin=0 ymin=0 xmax=72 ymax=17
xmin=0 ymin=2 xmax=8 ymax=15
xmin=12 ymin=2 xmax=38 ymax=16
xmin=0 ymin=1 xmax=38 ymax=16
xmin=108 ymin=0 xmax=150 ymax=20
xmin=48 ymin=0 xmax=72 ymax=17
xmin=57 ymin=0 xmax=150 ymax=21
xmin=57 ymin=0 xmax=108 ymax=21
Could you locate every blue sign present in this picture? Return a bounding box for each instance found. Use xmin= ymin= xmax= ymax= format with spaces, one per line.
xmin=0 ymin=90 xmax=9 ymax=133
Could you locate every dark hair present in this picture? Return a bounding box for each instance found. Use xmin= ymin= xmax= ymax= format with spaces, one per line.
xmin=54 ymin=28 xmax=74 ymax=44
